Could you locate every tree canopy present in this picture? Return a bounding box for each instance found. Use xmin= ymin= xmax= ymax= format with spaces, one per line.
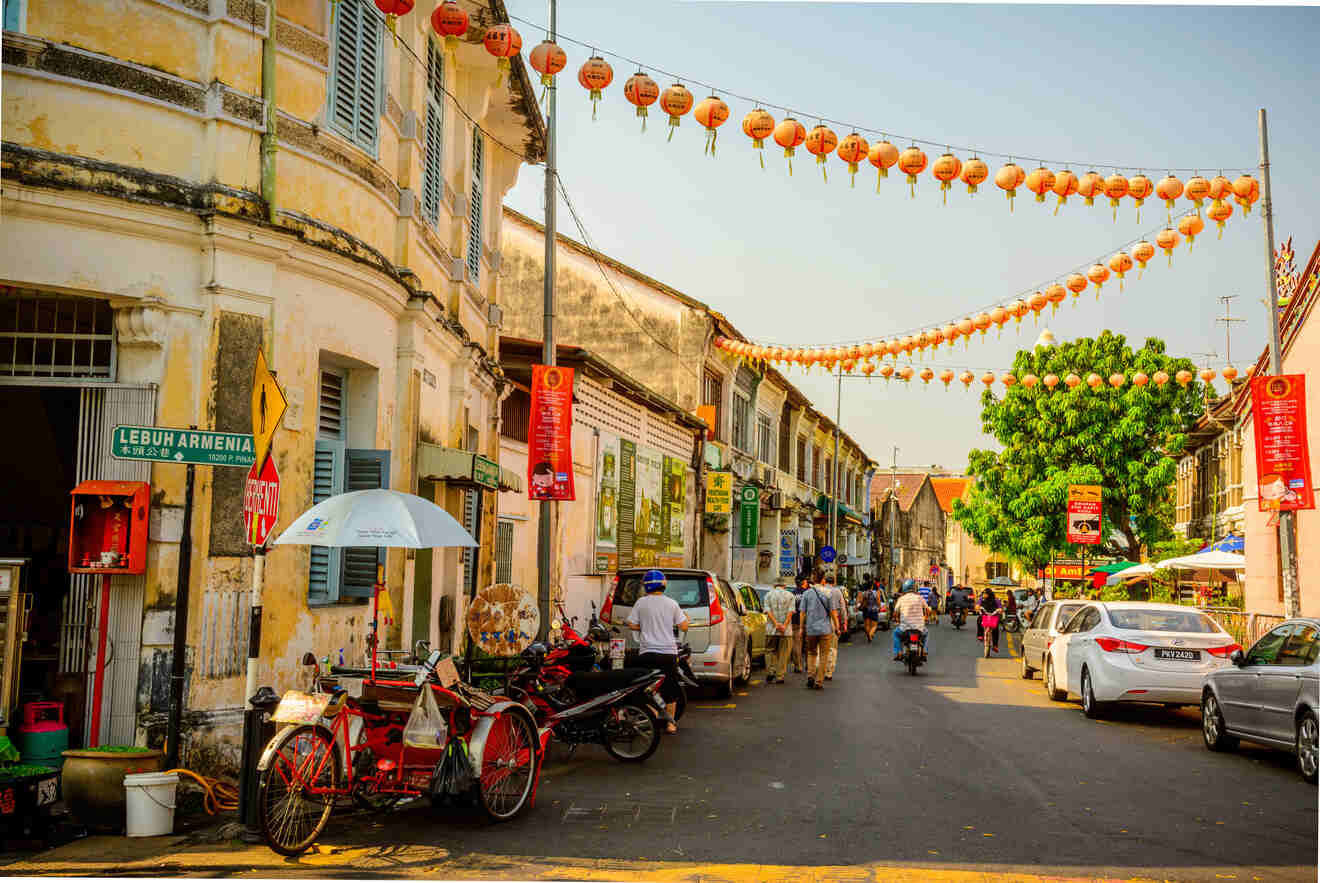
xmin=952 ymin=332 xmax=1205 ymax=567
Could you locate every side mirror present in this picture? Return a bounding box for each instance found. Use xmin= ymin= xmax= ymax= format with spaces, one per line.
xmin=1230 ymin=649 xmax=1246 ymax=667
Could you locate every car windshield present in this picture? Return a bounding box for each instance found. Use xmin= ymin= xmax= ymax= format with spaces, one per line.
xmin=1108 ymin=609 xmax=1221 ymax=633
xmin=616 ymin=574 xmax=708 ymax=608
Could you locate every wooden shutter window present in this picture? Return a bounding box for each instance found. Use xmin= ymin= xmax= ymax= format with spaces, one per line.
xmin=495 ymin=520 xmax=514 ymax=584
xmin=466 ymin=130 xmax=484 ymax=281
xmin=308 ymin=438 xmax=346 ymax=605
xmin=340 ymin=449 xmax=391 ymax=598
xmin=421 ymin=40 xmax=444 ymax=226
xmin=318 ymin=369 xmax=345 ymax=438
xmin=328 ymin=0 xmax=381 ymax=152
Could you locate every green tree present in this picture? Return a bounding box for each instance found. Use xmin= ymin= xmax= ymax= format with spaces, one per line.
xmin=952 ymin=332 xmax=1204 ymax=568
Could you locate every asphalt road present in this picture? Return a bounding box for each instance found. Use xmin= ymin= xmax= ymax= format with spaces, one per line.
xmin=297 ymin=621 xmax=1317 ymax=880
xmin=9 ymin=623 xmax=1315 ymax=880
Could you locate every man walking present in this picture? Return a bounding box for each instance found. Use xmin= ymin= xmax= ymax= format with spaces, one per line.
xmin=790 ymin=576 xmax=810 ymax=673
xmin=824 ymin=574 xmax=847 ymax=681
xmin=761 ymin=582 xmax=796 ymax=684
xmin=797 ymin=574 xmax=839 ymax=690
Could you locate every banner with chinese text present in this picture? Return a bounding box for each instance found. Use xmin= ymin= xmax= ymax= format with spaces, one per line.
xmin=1251 ymin=374 xmax=1315 ymax=511
xmin=528 ymin=365 xmax=576 ymax=501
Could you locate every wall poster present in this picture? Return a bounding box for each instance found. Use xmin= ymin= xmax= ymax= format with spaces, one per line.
xmin=594 ymin=431 xmax=687 ymax=572
xmin=1251 ymin=374 xmax=1315 ymax=512
xmin=528 ymin=365 xmax=576 ymax=500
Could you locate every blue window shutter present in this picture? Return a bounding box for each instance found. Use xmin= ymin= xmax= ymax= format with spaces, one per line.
xmin=421 ymin=40 xmax=444 ymax=226
xmin=309 ymin=438 xmax=346 ymax=605
xmin=357 ymin=11 xmax=382 ymax=150
xmin=340 ymin=448 xmax=391 ymax=598
xmin=327 ymin=0 xmax=381 ymax=153
xmin=466 ymin=130 xmax=484 ymax=281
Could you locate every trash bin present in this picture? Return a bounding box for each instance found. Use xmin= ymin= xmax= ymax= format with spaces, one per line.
xmin=239 ymin=687 xmax=280 ymax=838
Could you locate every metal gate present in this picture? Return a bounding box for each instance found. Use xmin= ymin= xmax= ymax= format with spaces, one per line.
xmin=60 ymin=385 xmax=155 ymax=746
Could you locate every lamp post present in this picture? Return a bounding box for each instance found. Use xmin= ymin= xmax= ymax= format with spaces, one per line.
xmin=535 ymin=0 xmax=558 ymax=640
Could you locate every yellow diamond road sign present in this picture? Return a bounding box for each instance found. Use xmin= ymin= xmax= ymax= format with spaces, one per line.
xmin=251 ymin=349 xmax=287 ymax=472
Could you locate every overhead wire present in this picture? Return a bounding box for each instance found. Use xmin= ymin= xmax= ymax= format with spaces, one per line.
xmin=506 ymin=12 xmax=1253 ymax=176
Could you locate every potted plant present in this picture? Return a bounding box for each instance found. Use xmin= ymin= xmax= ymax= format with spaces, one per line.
xmin=61 ymin=745 xmax=163 ymax=831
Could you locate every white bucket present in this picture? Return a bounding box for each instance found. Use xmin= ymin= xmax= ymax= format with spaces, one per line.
xmin=124 ymin=771 xmax=178 ymax=837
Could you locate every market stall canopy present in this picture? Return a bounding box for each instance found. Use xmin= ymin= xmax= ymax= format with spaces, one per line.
xmin=1200 ymin=534 xmax=1245 ymax=553
xmin=273 ymin=489 xmax=478 ymax=549
xmin=417 ymin=443 xmax=523 ymax=493
xmin=1090 ymin=561 xmax=1139 ymax=574
xmin=1105 ymin=562 xmax=1154 ymax=585
xmin=1155 ymin=550 xmax=1247 ymax=571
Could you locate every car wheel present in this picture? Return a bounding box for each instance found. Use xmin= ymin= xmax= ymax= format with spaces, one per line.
xmin=1044 ymin=659 xmax=1065 ymax=702
xmin=1201 ymin=690 xmax=1238 ymax=752
xmin=1081 ymin=668 xmax=1106 ymax=719
xmin=1020 ymin=651 xmax=1035 ymax=680
xmin=1296 ymin=711 xmax=1318 ymax=784
xmin=734 ymin=642 xmax=752 ymax=686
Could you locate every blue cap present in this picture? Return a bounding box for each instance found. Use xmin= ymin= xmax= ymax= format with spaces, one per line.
xmin=643 ymin=569 xmax=666 ymax=589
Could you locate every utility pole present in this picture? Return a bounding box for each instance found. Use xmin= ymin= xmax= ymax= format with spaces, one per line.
xmin=1258 ymin=108 xmax=1300 ymax=618
xmin=1215 ymin=295 xmax=1246 ymax=368
xmin=887 ymin=447 xmax=898 ymax=592
xmin=829 ymin=364 xmax=841 ymax=577
xmin=535 ymin=0 xmax=557 ymax=640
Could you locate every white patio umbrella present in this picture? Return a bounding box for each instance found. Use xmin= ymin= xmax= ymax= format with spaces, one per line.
xmin=1155 ymin=550 xmax=1247 ymax=570
xmin=273 ymin=488 xmax=477 ymax=549
xmin=1105 ymin=562 xmax=1155 ymax=586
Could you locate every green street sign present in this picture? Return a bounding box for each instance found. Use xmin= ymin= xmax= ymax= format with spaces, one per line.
xmin=473 ymin=454 xmax=500 ymax=490
xmin=111 ymin=425 xmax=255 ymax=468
xmin=737 ymin=486 xmax=760 ymax=548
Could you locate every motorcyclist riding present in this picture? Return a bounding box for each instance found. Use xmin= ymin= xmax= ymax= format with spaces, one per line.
xmin=892 ymin=583 xmax=933 ymax=662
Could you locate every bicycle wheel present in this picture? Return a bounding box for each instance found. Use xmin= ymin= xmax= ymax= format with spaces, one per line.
xmin=476 ymin=709 xmax=538 ymax=822
xmin=258 ymin=725 xmax=341 ymax=856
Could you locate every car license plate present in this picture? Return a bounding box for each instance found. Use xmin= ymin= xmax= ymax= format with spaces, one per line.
xmin=1154 ymin=648 xmax=1201 ymax=661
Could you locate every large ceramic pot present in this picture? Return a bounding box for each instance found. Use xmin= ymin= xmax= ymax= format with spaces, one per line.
xmin=60 ymin=748 xmax=163 ymax=831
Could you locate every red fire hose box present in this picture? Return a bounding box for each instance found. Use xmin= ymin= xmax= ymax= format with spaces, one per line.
xmin=68 ymin=481 xmax=150 ymax=576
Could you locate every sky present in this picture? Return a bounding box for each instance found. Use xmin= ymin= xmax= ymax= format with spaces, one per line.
xmin=501 ymin=1 xmax=1320 ymax=472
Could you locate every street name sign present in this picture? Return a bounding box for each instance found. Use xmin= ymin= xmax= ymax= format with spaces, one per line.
xmin=473 ymin=454 xmax=500 ymax=490
xmin=243 ymin=456 xmax=280 ymax=546
xmin=705 ymin=472 xmax=732 ymax=514
xmin=737 ymin=486 xmax=759 ymax=547
xmin=111 ymin=425 xmax=255 ymax=467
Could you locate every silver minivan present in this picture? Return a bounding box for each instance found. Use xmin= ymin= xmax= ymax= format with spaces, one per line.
xmin=603 ymin=568 xmax=751 ymax=698
xmin=1020 ymin=599 xmax=1088 ymax=680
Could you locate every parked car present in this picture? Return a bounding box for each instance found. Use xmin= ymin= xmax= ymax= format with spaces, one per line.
xmin=1019 ymin=599 xmax=1089 ymax=680
xmin=1043 ymin=602 xmax=1239 ymax=718
xmin=732 ymin=582 xmax=770 ymax=666
xmin=603 ymin=568 xmax=751 ymax=698
xmin=1201 ymin=618 xmax=1320 ymax=783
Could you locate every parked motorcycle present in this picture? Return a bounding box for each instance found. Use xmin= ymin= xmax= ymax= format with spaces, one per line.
xmin=1002 ymin=611 xmax=1021 ymax=634
xmin=950 ymin=608 xmax=966 ymax=630
xmin=506 ymin=644 xmax=668 ymax=762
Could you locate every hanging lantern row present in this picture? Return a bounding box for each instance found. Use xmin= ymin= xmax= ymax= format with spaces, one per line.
xmin=711 ymin=340 xmax=1241 ymax=391
xmin=709 ymin=212 xmax=1219 ymax=373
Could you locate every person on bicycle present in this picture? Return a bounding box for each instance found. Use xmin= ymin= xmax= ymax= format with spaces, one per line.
xmin=976 ymin=587 xmax=1002 ymax=654
xmin=892 ymin=586 xmax=932 ymax=661
xmin=625 ymin=570 xmax=689 ymax=733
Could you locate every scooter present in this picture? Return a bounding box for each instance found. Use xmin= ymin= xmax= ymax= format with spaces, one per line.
xmin=950 ymin=607 xmax=966 ymax=630
xmin=1002 ymin=611 xmax=1021 ymax=634
xmin=509 ymin=645 xmax=668 ymax=763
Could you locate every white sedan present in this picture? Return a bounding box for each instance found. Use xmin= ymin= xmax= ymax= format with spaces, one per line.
xmin=1044 ymin=602 xmax=1240 ymax=718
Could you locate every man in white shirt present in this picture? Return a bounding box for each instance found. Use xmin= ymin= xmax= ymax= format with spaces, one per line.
xmin=892 ymin=588 xmax=932 ymax=661
xmin=626 ymin=570 xmax=689 ymax=733
xmin=761 ymin=583 xmax=796 ymax=684
xmin=824 ymin=575 xmax=847 ymax=681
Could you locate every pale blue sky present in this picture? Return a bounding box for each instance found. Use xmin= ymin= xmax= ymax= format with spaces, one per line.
xmin=502 ymin=2 xmax=1320 ymax=470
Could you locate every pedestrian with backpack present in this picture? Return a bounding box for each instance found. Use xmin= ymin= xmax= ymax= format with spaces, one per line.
xmin=859 ymin=576 xmax=882 ymax=643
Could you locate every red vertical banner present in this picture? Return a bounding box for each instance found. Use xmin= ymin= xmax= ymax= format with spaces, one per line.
xmin=528 ymin=364 xmax=576 ymax=501
xmin=1251 ymin=374 xmax=1315 ymax=512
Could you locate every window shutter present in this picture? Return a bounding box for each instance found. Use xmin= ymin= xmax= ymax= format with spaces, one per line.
xmin=356 ymin=10 xmax=382 ymax=149
xmin=461 ymin=489 xmax=479 ymax=594
xmin=466 ymin=131 xmax=484 ymax=281
xmin=421 ymin=41 xmax=444 ymax=226
xmin=495 ymin=520 xmax=514 ymax=584
xmin=340 ymin=448 xmax=391 ymax=598
xmin=328 ymin=0 xmax=361 ymax=140
xmin=309 ymin=438 xmax=346 ymax=605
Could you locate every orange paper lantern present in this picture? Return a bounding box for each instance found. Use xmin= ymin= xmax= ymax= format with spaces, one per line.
xmin=1156 ymin=228 xmax=1181 ymax=266
xmin=577 ymin=56 xmax=614 ymax=120
xmin=1156 ymin=174 xmax=1184 ymax=220
xmin=1208 ymin=175 xmax=1233 ymax=203
xmin=805 ymin=125 xmax=839 ymax=182
xmin=995 ymin=162 xmax=1026 ymax=211
xmin=482 ymin=24 xmax=521 ymax=83
xmin=1108 ymin=252 xmax=1134 ymax=291
xmin=1066 ymin=273 xmax=1088 ymax=307
xmin=529 ymin=40 xmax=567 ymax=87
xmin=1001 ymin=372 xmax=1018 ymax=388
xmin=880 ymin=364 xmax=895 ymax=380
xmin=430 ymin=1 xmax=469 ymax=56
xmin=1184 ymin=175 xmax=1211 ymax=210
xmin=961 ymin=156 xmax=989 ymax=195
xmin=939 ymin=369 xmax=954 ymax=389
xmin=957 ymin=317 xmax=975 ymax=343
xmin=773 ymin=117 xmax=807 ymax=174
xmin=1177 ymin=213 xmax=1205 ymax=251
xmin=1132 ymin=240 xmax=1156 ymax=277
xmin=624 ymin=72 xmax=660 ymax=130
xmin=898 ymin=146 xmax=928 ymax=198
xmin=980 ymin=371 xmax=996 ymax=388
xmin=1026 ymin=166 xmax=1056 ymax=204
xmin=1044 ymin=285 xmax=1066 ymax=315
xmin=990 ymin=306 xmax=1009 ymax=335
xmin=1152 ymin=370 xmax=1169 ymax=387
xmin=1132 ymin=371 xmax=1149 ymax=387
xmin=1077 ymin=171 xmax=1104 ymax=207
xmin=1222 ymin=366 xmax=1239 ymax=383
xmin=1085 ymin=373 xmax=1102 ymax=390
xmin=1052 ymin=169 xmax=1078 ymax=214
xmin=919 ymin=367 xmax=934 ymax=385
xmin=1176 ymin=369 xmax=1194 ymax=387
xmin=1087 ymin=263 xmax=1110 ymax=297
xmin=1207 ymin=199 xmax=1233 ymax=238
xmin=929 ymin=326 xmax=947 ymax=350
xmin=959 ymin=370 xmax=975 ymax=390
xmin=1008 ymin=299 xmax=1029 ymax=325
xmin=1022 ymin=373 xmax=1039 ymax=389
xmin=1199 ymin=368 xmax=1217 ymax=384
xmin=837 ymin=133 xmax=870 ymax=187
xmin=1029 ymin=290 xmax=1050 ymax=321
xmin=1043 ymin=373 xmax=1060 ymax=390
xmin=1232 ymin=174 xmax=1259 ymax=214
xmin=1128 ymin=174 xmax=1154 ymax=222
xmin=1103 ymin=173 xmax=1130 ymax=221
xmin=932 ymin=152 xmax=962 ymax=204
xmin=869 ymin=140 xmax=900 ymax=192
xmin=693 ymin=95 xmax=730 ymax=155
xmin=1109 ymin=373 xmax=1125 ymax=388
xmin=898 ymin=365 xmax=914 ymax=382
xmin=742 ymin=108 xmax=776 ymax=167
xmin=943 ymin=323 xmax=961 ymax=348
xmin=973 ymin=311 xmax=993 ymax=337
xmin=658 ymin=84 xmax=694 ymax=141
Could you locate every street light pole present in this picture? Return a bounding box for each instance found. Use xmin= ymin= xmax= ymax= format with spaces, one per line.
xmin=830 ymin=363 xmax=841 ymax=577
xmin=887 ymin=447 xmax=898 ymax=592
xmin=1257 ymin=108 xmax=1300 ymax=619
xmin=535 ymin=0 xmax=557 ymax=640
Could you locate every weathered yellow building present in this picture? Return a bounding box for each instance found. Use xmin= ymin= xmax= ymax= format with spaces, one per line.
xmin=1 ymin=0 xmax=542 ymax=768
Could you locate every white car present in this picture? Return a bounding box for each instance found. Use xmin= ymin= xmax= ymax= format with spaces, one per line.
xmin=1043 ymin=602 xmax=1240 ymax=718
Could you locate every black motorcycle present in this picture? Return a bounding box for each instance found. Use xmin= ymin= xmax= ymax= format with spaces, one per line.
xmin=508 ymin=644 xmax=668 ymax=762
xmin=898 ymin=628 xmax=926 ymax=676
xmin=950 ymin=607 xmax=966 ymax=630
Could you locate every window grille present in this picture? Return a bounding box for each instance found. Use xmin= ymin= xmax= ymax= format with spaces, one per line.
xmin=466 ymin=130 xmax=484 ymax=281
xmin=731 ymin=392 xmax=751 ymax=452
xmin=0 ymin=291 xmax=114 ymax=380
xmin=702 ymin=370 xmax=722 ymax=442
xmin=496 ymin=520 xmax=514 ymax=584
xmin=501 ymin=387 xmax=530 ymax=443
xmin=796 ymin=436 xmax=807 ymax=483
xmin=756 ymin=412 xmax=774 ymax=466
